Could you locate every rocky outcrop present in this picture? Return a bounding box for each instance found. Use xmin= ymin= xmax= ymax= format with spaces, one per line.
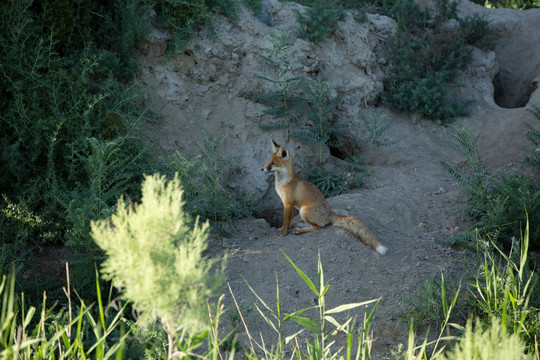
xmin=136 ymin=0 xmax=540 ymax=201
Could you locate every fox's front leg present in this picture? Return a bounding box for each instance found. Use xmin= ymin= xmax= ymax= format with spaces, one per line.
xmin=281 ymin=203 xmax=294 ymax=236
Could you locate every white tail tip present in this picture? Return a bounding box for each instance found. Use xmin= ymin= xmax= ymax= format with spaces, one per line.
xmin=376 ymin=245 xmax=387 ymax=255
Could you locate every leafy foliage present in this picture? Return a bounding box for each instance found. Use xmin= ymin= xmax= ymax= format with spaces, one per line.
xmin=360 ymin=111 xmax=402 ymax=147
xmin=292 ymin=76 xmax=345 ymax=164
xmin=468 ymin=224 xmax=540 ymax=350
xmin=154 ymin=0 xmax=239 ymax=54
xmin=305 ymin=166 xmax=346 ymax=197
xmin=381 ymin=0 xmax=493 ymax=121
xmin=296 ymin=0 xmax=345 ymax=43
xmin=441 ymin=126 xmax=540 ymax=250
xmin=165 ymin=134 xmax=255 ymax=234
xmin=0 ymin=0 xmax=151 ymax=276
xmin=92 ymin=173 xmax=226 ymax=356
xmin=256 ymin=28 xmax=345 ymax=171
xmin=441 ymin=318 xmax=532 ymax=360
xmin=255 ymin=27 xmax=307 ymax=142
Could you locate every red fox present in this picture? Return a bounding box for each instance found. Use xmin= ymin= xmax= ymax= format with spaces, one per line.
xmin=262 ymin=139 xmax=387 ymax=255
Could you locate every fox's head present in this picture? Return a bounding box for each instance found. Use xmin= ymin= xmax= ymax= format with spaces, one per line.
xmin=262 ymin=139 xmax=291 ymax=174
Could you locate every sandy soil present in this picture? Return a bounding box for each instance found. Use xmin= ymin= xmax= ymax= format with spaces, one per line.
xmin=206 ymin=117 xmax=492 ymax=359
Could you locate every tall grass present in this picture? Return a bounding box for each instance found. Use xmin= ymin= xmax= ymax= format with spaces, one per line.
xmin=0 ymin=266 xmax=128 ymax=360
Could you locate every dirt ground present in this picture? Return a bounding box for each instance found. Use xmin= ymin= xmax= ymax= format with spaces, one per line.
xmin=205 ymin=116 xmax=496 ymax=359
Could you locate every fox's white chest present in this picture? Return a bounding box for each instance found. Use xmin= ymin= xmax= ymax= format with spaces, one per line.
xmin=274 ymin=170 xmax=291 ymax=202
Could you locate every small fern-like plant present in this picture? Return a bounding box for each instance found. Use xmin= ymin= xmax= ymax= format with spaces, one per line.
xmin=293 ymin=76 xmax=344 ymax=164
xmin=296 ymin=0 xmax=344 ymax=43
xmin=167 ymin=134 xmax=254 ymax=234
xmin=360 ymin=111 xmax=402 ymax=147
xmin=441 ymin=125 xmax=540 ymax=250
xmin=524 ymin=104 xmax=540 ymax=171
xmin=255 ymin=27 xmax=307 ymax=141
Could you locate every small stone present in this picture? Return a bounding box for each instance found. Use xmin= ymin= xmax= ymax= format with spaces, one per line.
xmin=434 ymin=187 xmax=446 ymax=194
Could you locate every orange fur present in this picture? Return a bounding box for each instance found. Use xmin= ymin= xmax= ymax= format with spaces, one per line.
xmin=262 ymin=139 xmax=387 ymax=255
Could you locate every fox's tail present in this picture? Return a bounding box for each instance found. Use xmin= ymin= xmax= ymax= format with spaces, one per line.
xmin=331 ymin=215 xmax=387 ymax=255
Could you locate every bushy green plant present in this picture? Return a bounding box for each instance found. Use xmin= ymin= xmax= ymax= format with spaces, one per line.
xmin=255 ymin=27 xmax=307 ymax=142
xmin=306 ymin=166 xmax=346 ymax=197
xmin=154 ymin=0 xmax=239 ymax=54
xmin=91 ymin=173 xmax=226 ymax=358
xmin=442 ymin=125 xmax=540 ymax=250
xmin=441 ymin=318 xmax=533 ymax=360
xmin=381 ymin=0 xmax=492 ymax=121
xmin=524 ymin=104 xmax=540 ymax=171
xmin=0 ymin=0 xmax=151 ymax=280
xmin=296 ymin=0 xmax=345 ymax=43
xmin=166 ymin=134 xmax=255 ymax=234
xmin=293 ymin=76 xmax=345 ymax=164
xmin=360 ymin=111 xmax=402 ymax=147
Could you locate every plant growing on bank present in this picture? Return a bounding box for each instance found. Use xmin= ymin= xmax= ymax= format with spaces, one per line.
xmin=91 ymin=173 xmax=226 ymax=359
xmin=0 ymin=0 xmax=153 ymax=287
xmin=469 ymin=222 xmax=540 ymax=349
xmin=153 ymin=0 xmax=239 ymax=54
xmin=441 ymin=125 xmax=540 ymax=250
xmin=165 ymin=133 xmax=255 ymax=235
xmin=255 ymin=27 xmax=307 ymax=142
xmin=296 ymin=0 xmax=345 ymax=43
xmin=381 ymin=0 xmax=493 ymax=121
xmin=293 ymin=76 xmax=345 ymax=165
xmin=360 ymin=111 xmax=402 ymax=147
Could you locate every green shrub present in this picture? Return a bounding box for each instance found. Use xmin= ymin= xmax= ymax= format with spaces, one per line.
xmin=292 ymin=76 xmax=345 ymax=164
xmin=381 ymin=0 xmax=492 ymax=121
xmin=305 ymin=166 xmax=346 ymax=197
xmin=296 ymin=0 xmax=345 ymax=43
xmin=154 ymin=0 xmax=239 ymax=53
xmin=92 ymin=173 xmax=226 ymax=358
xmin=442 ymin=126 xmax=540 ymax=250
xmin=441 ymin=318 xmax=533 ymax=360
xmin=165 ymin=134 xmax=255 ymax=235
xmin=0 ymin=0 xmax=152 ymax=286
xmin=360 ymin=111 xmax=402 ymax=147
xmin=255 ymin=27 xmax=307 ymax=142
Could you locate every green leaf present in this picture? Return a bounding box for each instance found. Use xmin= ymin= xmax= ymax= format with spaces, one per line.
xmin=325 ymin=299 xmax=379 ymax=314
xmin=282 ymin=251 xmax=318 ymax=296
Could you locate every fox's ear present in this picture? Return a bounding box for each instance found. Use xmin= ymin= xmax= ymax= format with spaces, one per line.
xmin=271 ymin=139 xmax=281 ymax=152
xmin=279 ymin=148 xmax=289 ymax=160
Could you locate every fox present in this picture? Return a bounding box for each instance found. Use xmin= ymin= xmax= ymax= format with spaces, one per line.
xmin=262 ymin=139 xmax=387 ymax=255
